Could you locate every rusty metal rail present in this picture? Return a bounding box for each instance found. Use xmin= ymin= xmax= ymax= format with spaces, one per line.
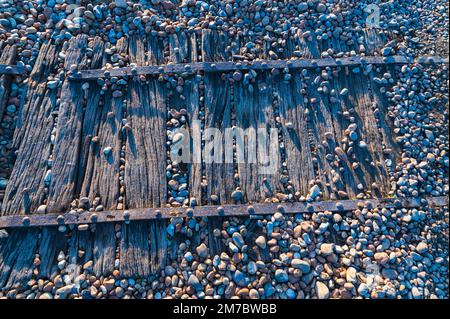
xmin=0 ymin=196 xmax=447 ymax=229
xmin=72 ymin=55 xmax=449 ymax=80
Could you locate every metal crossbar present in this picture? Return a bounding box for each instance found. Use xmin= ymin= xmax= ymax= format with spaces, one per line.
xmin=0 ymin=196 xmax=447 ymax=229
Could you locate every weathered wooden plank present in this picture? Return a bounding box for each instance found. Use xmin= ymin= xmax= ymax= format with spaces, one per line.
xmin=204 ymin=73 xmax=235 ymax=204
xmin=75 ymin=37 xmax=106 ymax=195
xmin=58 ymin=36 xmax=120 ymax=278
xmin=207 ymin=217 xmax=223 ymax=257
xmin=149 ymin=219 xmax=167 ymax=273
xmin=168 ymin=32 xmax=202 ymax=205
xmin=323 ymin=68 xmax=362 ymax=199
xmin=363 ymin=29 xmax=390 ymax=55
xmin=169 ymin=31 xmax=197 ymax=64
xmin=74 ymin=55 xmax=449 ymax=80
xmin=120 ymin=35 xmax=170 ymax=277
xmin=0 ymin=45 xmax=18 ymax=119
xmin=302 ymin=69 xmax=342 ymax=200
xmin=146 ymin=34 xmax=165 ymax=65
xmin=185 ymin=76 xmax=202 ymax=204
xmin=120 ymin=221 xmax=150 ymax=277
xmin=47 ymin=35 xmax=88 ymax=213
xmin=125 ymin=36 xmax=166 ymax=209
xmin=0 ymin=229 xmax=39 ymax=290
xmin=337 ymin=67 xmax=391 ymax=196
xmin=13 ymin=43 xmax=57 ymax=149
xmin=234 ymin=71 xmax=281 ymax=202
xmin=92 ymin=223 xmax=116 ymax=276
xmin=2 ymin=43 xmax=58 ymax=216
xmin=201 ymin=29 xmax=228 ymax=62
xmin=83 ymin=38 xmax=128 ymax=277
xmin=0 ymin=196 xmax=447 ymax=228
xmin=37 ymin=227 xmax=66 ymax=278
xmin=120 ymin=36 xmax=159 ymax=277
xmin=80 ymin=37 xmax=127 ymax=209
xmin=273 ymin=70 xmax=316 ymax=197
xmin=67 ymin=229 xmax=92 ymax=281
xmin=297 ymin=31 xmax=321 ymax=59
xmin=369 ymin=65 xmax=401 ymax=168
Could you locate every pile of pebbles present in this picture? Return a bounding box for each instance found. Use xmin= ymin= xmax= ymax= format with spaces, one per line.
xmin=0 ymin=0 xmax=448 ymax=299
xmin=0 ymin=0 xmax=447 ymax=70
xmin=0 ymin=204 xmax=447 ymax=299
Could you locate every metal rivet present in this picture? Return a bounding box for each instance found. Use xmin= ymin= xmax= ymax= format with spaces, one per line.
xmin=155 ymin=210 xmax=162 ymax=219
xmin=22 ymin=216 xmax=30 ymax=226
xmin=56 ymin=215 xmax=65 ymax=225
xmin=90 ymin=213 xmax=98 ymax=223
xmin=217 ymin=207 xmax=224 ymax=216
xmin=247 ymin=206 xmax=255 ymax=214
xmin=186 ymin=208 xmax=194 ymax=218
xmin=336 ymin=201 xmax=344 ymax=211
xmin=277 ymin=205 xmax=285 ymax=213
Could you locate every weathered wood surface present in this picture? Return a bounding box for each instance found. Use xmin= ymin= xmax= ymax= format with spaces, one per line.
xmin=1 ymin=29 xmax=447 ymax=286
xmin=120 ymin=35 xmax=167 ymax=277
xmin=2 ymin=42 xmax=58 ymax=215
xmin=86 ymin=37 xmax=128 ymax=277
xmin=47 ymin=35 xmax=89 ymax=214
xmin=37 ymin=228 xmax=66 ymax=279
xmin=234 ymin=71 xmax=281 ymax=202
xmin=335 ymin=67 xmax=391 ymax=196
xmin=125 ymin=35 xmax=166 ymax=210
xmin=0 ymin=45 xmax=18 ymax=120
xmin=369 ymin=64 xmax=401 ymax=175
xmin=204 ymin=73 xmax=235 ymax=205
xmin=273 ymin=70 xmax=315 ymax=198
xmin=0 ymin=229 xmax=39 ymax=290
xmin=66 ymin=229 xmax=92 ymax=280
xmin=168 ymin=31 xmax=202 ymax=204
xmin=0 ymin=196 xmax=447 ymax=229
xmin=75 ymin=37 xmax=106 ymax=195
xmin=92 ymin=223 xmax=116 ymax=276
xmin=78 ymin=37 xmax=127 ymax=210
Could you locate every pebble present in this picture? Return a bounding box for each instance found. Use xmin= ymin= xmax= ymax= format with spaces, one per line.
xmin=196 ymin=243 xmax=208 ymax=258
xmin=0 ymin=0 xmax=447 ymax=302
xmin=316 ymin=281 xmax=330 ymax=299
xmin=274 ymin=269 xmax=288 ymax=283
xmin=320 ymin=243 xmax=334 ymax=256
xmin=291 ymin=259 xmax=311 ymax=273
xmin=255 ymin=236 xmax=266 ymax=249
xmin=416 ymin=242 xmax=429 ymax=254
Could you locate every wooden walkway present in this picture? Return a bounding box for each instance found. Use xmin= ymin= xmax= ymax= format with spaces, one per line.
xmin=0 ymin=29 xmax=448 ymax=287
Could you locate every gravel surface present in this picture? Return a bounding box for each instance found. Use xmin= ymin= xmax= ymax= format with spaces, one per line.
xmin=0 ymin=0 xmax=448 ymax=299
